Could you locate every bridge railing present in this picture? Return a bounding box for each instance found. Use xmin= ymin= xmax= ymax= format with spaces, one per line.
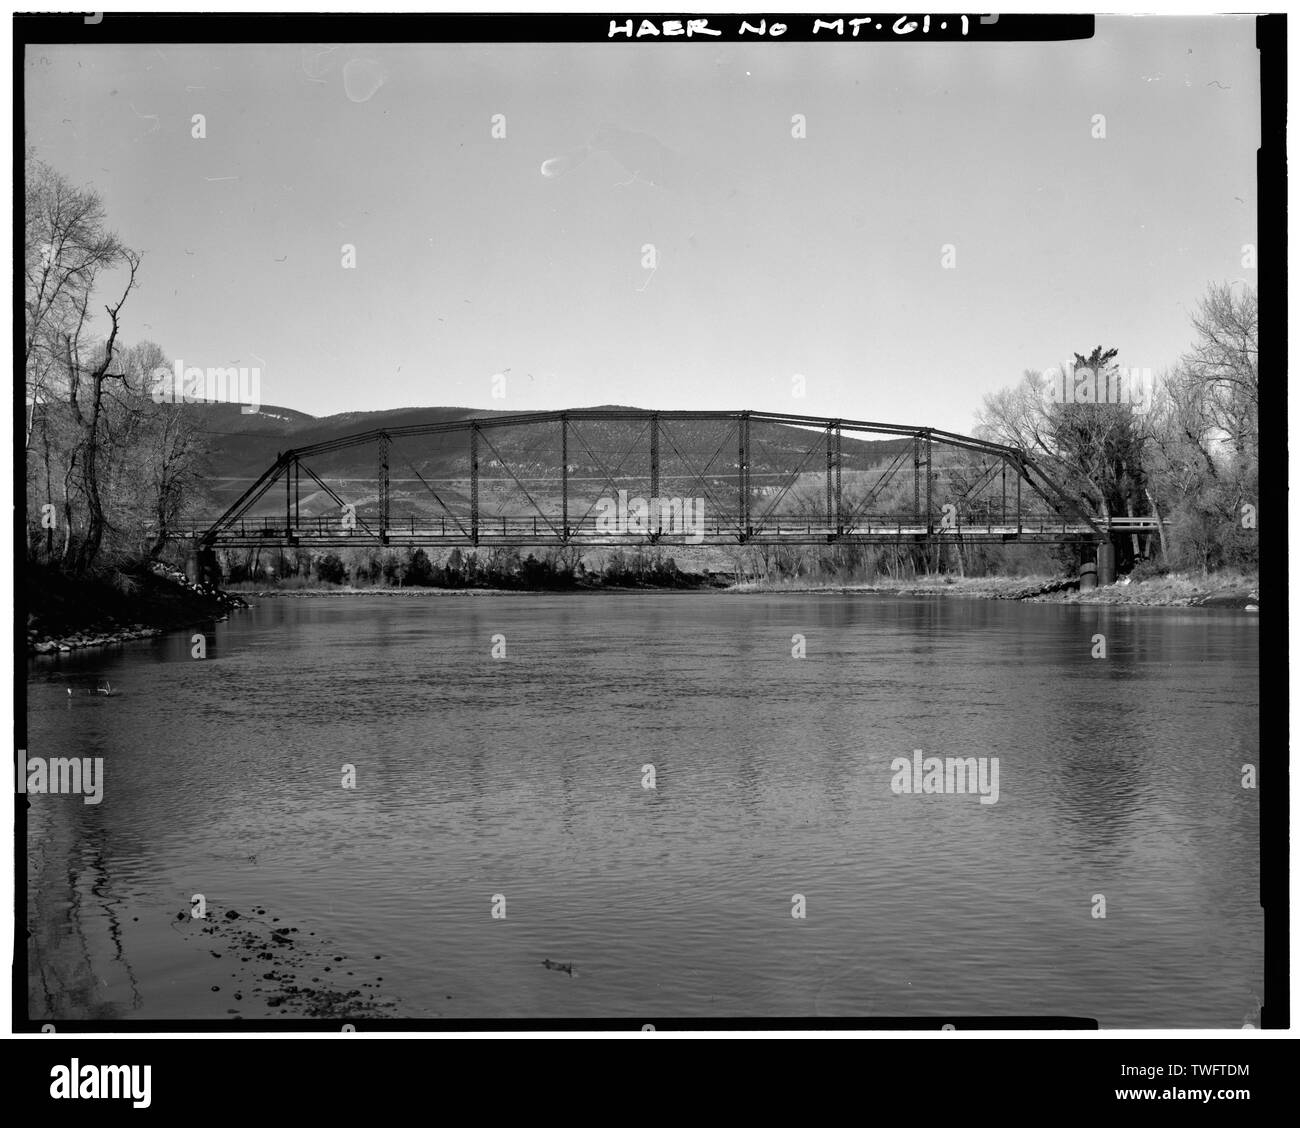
xmin=175 ymin=510 xmax=1115 ymax=542
xmin=1104 ymin=516 xmax=1167 ymax=528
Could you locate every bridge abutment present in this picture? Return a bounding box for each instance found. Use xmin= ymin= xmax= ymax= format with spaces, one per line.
xmin=1097 ymin=541 xmax=1117 ymax=586
xmin=187 ymin=543 xmax=221 ymax=586
xmin=1079 ymin=539 xmax=1118 ymax=585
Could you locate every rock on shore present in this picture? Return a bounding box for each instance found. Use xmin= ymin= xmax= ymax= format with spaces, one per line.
xmin=27 ymin=561 xmax=248 ymax=657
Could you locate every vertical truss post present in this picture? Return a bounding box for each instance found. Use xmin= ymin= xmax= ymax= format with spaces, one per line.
xmin=285 ymin=457 xmax=293 ymax=536
xmin=293 ymin=458 xmax=300 ymax=531
xmin=925 ymin=432 xmax=934 ymax=571
xmin=913 ymin=435 xmax=921 ymax=524
xmin=739 ymin=412 xmax=750 ymax=539
xmin=826 ymin=424 xmax=834 ymax=530
xmin=379 ymin=432 xmax=390 ymax=543
xmin=470 ymin=424 xmax=480 ymax=546
xmin=1001 ymin=460 xmax=1007 ymax=525
xmin=650 ymin=413 xmax=660 ymax=532
xmin=835 ymin=423 xmax=842 ymax=533
xmin=925 ymin=433 xmax=933 ymax=532
xmin=1016 ymin=461 xmax=1023 ymax=535
xmin=560 ymin=415 xmax=568 ymax=539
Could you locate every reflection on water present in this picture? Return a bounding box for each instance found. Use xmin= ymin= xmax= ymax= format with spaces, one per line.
xmin=26 ymin=593 xmax=1261 ymax=1026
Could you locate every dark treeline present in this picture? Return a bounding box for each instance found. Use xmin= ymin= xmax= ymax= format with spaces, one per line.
xmin=706 ymin=535 xmax=1074 ymax=586
xmin=219 ymin=545 xmax=710 ymax=591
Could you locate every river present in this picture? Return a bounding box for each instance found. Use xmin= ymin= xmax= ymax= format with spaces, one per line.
xmin=24 ymin=591 xmax=1262 ymax=1027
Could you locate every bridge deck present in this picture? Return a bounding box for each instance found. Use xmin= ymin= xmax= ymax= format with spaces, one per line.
xmin=186 ymin=515 xmax=1157 ymax=549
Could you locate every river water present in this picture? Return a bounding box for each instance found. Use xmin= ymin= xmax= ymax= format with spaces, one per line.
xmin=25 ymin=592 xmax=1261 ymax=1027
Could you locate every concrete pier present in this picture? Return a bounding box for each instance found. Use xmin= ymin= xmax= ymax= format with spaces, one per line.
xmin=1097 ymin=541 xmax=1117 ymax=585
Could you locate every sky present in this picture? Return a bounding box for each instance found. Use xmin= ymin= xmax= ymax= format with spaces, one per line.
xmin=24 ymin=16 xmax=1259 ymax=434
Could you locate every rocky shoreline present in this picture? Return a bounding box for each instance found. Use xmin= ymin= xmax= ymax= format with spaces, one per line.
xmin=29 ymin=622 xmax=171 ymax=655
xmin=27 ymin=562 xmax=248 ymax=657
xmin=177 ymin=900 xmax=399 ymax=1021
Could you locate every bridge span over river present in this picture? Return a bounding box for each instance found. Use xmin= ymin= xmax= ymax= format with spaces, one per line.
xmin=192 ymin=409 xmax=1163 ymax=554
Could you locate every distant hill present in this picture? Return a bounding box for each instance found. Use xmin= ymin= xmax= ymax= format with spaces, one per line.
xmin=188 ymin=404 xmax=516 ymax=482
xmin=187 ymin=403 xmax=921 ymax=522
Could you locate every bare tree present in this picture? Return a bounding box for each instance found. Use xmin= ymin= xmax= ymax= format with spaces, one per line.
xmin=24 ymin=155 xmax=131 ymax=450
xmin=63 ymin=251 xmax=142 ymax=570
xmin=1183 ymin=283 xmax=1258 ymax=460
xmin=96 ymin=341 xmax=207 ymax=559
xmin=978 ymin=350 xmax=1151 ymax=569
xmin=26 ymin=155 xmax=150 ymax=571
xmin=1138 ymin=284 xmax=1258 ymax=572
xmin=979 ymin=288 xmax=1259 ymax=574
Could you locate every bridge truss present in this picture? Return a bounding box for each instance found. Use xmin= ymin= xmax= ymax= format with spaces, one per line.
xmin=196 ymin=409 xmax=1122 ymax=552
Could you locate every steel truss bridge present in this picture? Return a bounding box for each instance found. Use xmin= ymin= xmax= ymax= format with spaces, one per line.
xmin=196 ymin=409 xmax=1162 ymax=552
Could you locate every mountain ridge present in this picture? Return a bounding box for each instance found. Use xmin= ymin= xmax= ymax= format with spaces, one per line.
xmin=185 ymin=402 xmax=920 ymax=519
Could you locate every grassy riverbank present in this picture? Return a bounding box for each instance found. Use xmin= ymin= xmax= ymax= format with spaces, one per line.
xmin=230 ymin=569 xmax=1259 ymax=608
xmin=1035 ymin=571 xmax=1257 ymax=608
xmin=25 ymin=561 xmax=1258 ymax=658
xmin=725 ymin=570 xmax=1259 ymax=608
